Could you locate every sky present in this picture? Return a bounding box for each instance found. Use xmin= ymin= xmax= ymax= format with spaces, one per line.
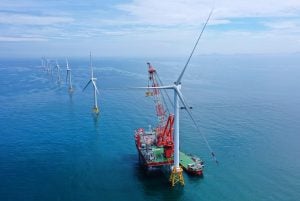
xmin=0 ymin=0 xmax=300 ymax=58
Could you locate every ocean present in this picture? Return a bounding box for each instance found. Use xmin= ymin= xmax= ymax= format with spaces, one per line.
xmin=0 ymin=55 xmax=299 ymax=201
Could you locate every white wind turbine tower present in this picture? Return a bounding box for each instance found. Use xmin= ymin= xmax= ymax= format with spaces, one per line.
xmin=55 ymin=60 xmax=62 ymax=84
xmin=45 ymin=58 xmax=51 ymax=74
xmin=83 ymin=52 xmax=100 ymax=114
xmin=47 ymin=59 xmax=54 ymax=78
xmin=66 ymin=58 xmax=73 ymax=93
xmin=138 ymin=9 xmax=217 ymax=187
xmin=41 ymin=57 xmax=45 ymax=70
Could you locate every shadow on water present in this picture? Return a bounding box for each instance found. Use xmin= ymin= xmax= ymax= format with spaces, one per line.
xmin=67 ymin=90 xmax=75 ymax=119
xmin=68 ymin=91 xmax=74 ymax=102
xmin=68 ymin=92 xmax=74 ymax=106
xmin=132 ymin=160 xmax=185 ymax=201
xmin=92 ymin=113 xmax=100 ymax=129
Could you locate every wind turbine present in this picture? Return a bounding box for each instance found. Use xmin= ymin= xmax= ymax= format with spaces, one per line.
xmin=66 ymin=58 xmax=73 ymax=93
xmin=41 ymin=57 xmax=45 ymax=71
xmin=45 ymin=58 xmax=50 ymax=73
xmin=138 ymin=9 xmax=217 ymax=187
xmin=83 ymin=52 xmax=100 ymax=115
xmin=47 ymin=59 xmax=54 ymax=79
xmin=55 ymin=60 xmax=61 ymax=84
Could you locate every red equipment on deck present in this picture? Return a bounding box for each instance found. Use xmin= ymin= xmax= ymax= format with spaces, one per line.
xmin=157 ymin=115 xmax=174 ymax=158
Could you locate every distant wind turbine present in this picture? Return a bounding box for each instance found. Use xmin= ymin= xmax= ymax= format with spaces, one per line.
xmin=41 ymin=57 xmax=45 ymax=71
xmin=54 ymin=60 xmax=62 ymax=84
xmin=66 ymin=58 xmax=73 ymax=93
xmin=83 ymin=52 xmax=100 ymax=115
xmin=45 ymin=58 xmax=51 ymax=74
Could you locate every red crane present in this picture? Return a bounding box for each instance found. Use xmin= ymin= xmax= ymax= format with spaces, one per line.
xmin=146 ymin=62 xmax=174 ymax=158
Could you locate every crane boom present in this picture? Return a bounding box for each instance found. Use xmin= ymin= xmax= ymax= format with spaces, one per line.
xmin=146 ymin=62 xmax=168 ymax=127
xmin=146 ymin=63 xmax=174 ymax=154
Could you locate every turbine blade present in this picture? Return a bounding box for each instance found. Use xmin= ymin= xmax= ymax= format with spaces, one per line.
xmin=92 ymin=81 xmax=100 ymax=94
xmin=66 ymin=58 xmax=69 ymax=69
xmin=66 ymin=71 xmax=69 ymax=84
xmin=83 ymin=80 xmax=92 ymax=91
xmin=175 ymin=87 xmax=218 ymax=164
xmin=175 ymin=8 xmax=214 ymax=85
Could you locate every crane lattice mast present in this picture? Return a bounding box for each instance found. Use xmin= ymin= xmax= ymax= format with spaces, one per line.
xmin=146 ymin=62 xmax=168 ymax=127
xmin=146 ymin=62 xmax=174 ymax=151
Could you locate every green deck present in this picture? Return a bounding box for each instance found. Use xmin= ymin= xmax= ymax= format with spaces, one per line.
xmin=179 ymin=151 xmax=195 ymax=168
xmin=152 ymin=146 xmax=172 ymax=163
xmin=139 ymin=145 xmax=173 ymax=166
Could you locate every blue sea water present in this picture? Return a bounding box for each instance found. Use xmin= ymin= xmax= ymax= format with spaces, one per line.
xmin=0 ymin=55 xmax=299 ymax=201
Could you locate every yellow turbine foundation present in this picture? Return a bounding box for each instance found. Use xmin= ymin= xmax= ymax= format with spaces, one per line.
xmin=93 ymin=107 xmax=100 ymax=114
xmin=169 ymin=166 xmax=184 ymax=187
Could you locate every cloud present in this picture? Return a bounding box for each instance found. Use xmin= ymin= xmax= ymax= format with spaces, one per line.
xmin=115 ymin=0 xmax=300 ymax=26
xmin=0 ymin=0 xmax=300 ymax=57
xmin=214 ymin=0 xmax=300 ymax=18
xmin=264 ymin=20 xmax=300 ymax=30
xmin=0 ymin=36 xmax=47 ymax=42
xmin=116 ymin=0 xmax=213 ymax=25
xmin=0 ymin=12 xmax=74 ymax=26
